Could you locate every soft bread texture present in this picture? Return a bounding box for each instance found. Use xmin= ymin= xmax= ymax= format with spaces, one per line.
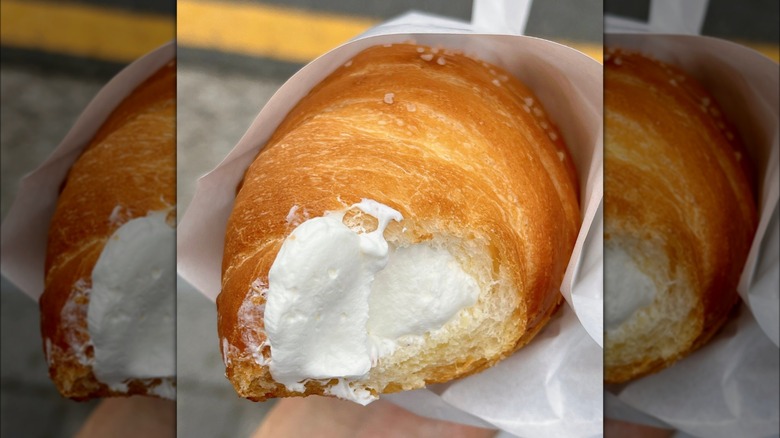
xmin=604 ymin=49 xmax=757 ymax=383
xmin=39 ymin=60 xmax=176 ymax=400
xmin=218 ymin=44 xmax=580 ymax=401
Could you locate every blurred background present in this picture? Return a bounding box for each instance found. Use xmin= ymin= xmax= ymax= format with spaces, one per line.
xmin=175 ymin=1 xmax=602 ymax=437
xmin=3 ymin=0 xmax=778 ymax=436
xmin=603 ymin=1 xmax=779 ymax=437
xmin=605 ymin=0 xmax=779 ymax=60
xmin=1 ymin=1 xmax=173 ymax=436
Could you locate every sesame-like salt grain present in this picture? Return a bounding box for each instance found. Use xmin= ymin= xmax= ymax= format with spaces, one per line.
xmin=548 ymin=132 xmax=558 ymax=141
xmin=421 ymin=53 xmax=434 ymax=61
xmin=384 ymin=93 xmax=394 ymax=104
xmin=557 ymin=151 xmax=565 ymax=161
xmin=406 ymin=103 xmax=416 ymax=112
xmin=344 ymin=60 xmax=353 ymax=67
xmin=437 ymin=57 xmax=446 ymax=65
xmin=492 ymin=79 xmax=501 ymax=86
xmin=416 ymin=47 xmax=425 ymax=53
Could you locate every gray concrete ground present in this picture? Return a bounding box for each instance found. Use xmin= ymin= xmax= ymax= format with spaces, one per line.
xmin=176 ymin=64 xmax=282 ymax=438
xmin=176 ymin=67 xmax=280 ymax=218
xmin=0 ymin=67 xmax=104 ymax=219
xmin=1 ymin=66 xmax=104 ymax=438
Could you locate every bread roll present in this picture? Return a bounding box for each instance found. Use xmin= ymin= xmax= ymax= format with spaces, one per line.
xmin=604 ymin=49 xmax=757 ymax=383
xmin=218 ymin=44 xmax=580 ymax=404
xmin=39 ymin=60 xmax=176 ymax=400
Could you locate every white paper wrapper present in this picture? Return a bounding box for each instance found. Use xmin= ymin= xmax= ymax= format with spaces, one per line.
xmin=176 ymin=11 xmax=603 ymax=438
xmin=604 ymin=33 xmax=780 ymax=437
xmin=0 ymin=41 xmax=176 ymax=301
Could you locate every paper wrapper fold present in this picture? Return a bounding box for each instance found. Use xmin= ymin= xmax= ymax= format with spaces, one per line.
xmin=0 ymin=42 xmax=176 ymax=301
xmin=177 ymin=12 xmax=603 ymax=438
xmin=605 ymin=33 xmax=779 ymax=438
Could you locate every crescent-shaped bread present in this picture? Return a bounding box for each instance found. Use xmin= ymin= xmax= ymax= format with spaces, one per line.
xmin=603 ymin=49 xmax=757 ymax=383
xmin=39 ymin=60 xmax=176 ymax=400
xmin=218 ymin=44 xmax=580 ymax=401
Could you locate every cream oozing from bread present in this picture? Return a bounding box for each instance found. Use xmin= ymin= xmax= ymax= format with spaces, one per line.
xmin=58 ymin=279 xmax=93 ymax=366
xmin=219 ymin=44 xmax=580 ymax=402
xmin=369 ymin=244 xmax=479 ymax=342
xmin=264 ymin=199 xmax=479 ymax=404
xmin=87 ymin=210 xmax=175 ymax=396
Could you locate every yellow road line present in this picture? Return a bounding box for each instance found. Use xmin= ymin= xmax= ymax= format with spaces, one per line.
xmin=0 ymin=0 xmax=173 ymax=63
xmin=563 ymin=41 xmax=603 ymax=63
xmin=178 ymin=0 xmax=605 ymax=64
xmin=178 ymin=0 xmax=376 ymax=63
xmin=552 ymin=41 xmax=779 ymax=64
xmin=3 ymin=0 xmax=773 ymax=66
xmin=734 ymin=41 xmax=780 ymax=62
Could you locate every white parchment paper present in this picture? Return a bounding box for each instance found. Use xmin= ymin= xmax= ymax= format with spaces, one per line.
xmin=604 ymin=33 xmax=780 ymax=438
xmin=176 ymin=11 xmax=603 ymax=438
xmin=0 ymin=42 xmax=176 ymax=301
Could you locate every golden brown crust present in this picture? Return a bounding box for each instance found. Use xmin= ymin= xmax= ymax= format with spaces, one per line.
xmin=218 ymin=44 xmax=579 ymax=400
xmin=39 ymin=60 xmax=176 ymax=400
xmin=604 ymin=49 xmax=757 ymax=383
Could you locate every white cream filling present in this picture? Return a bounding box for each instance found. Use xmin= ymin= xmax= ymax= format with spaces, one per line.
xmin=604 ymin=244 xmax=657 ymax=330
xmin=323 ymin=378 xmax=376 ymax=405
xmin=87 ymin=211 xmax=175 ymax=396
xmin=368 ymin=244 xmax=479 ymax=346
xmin=61 ymin=279 xmax=93 ymax=366
xmin=148 ymin=379 xmax=176 ymax=399
xmin=264 ymin=199 xmax=479 ymax=404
